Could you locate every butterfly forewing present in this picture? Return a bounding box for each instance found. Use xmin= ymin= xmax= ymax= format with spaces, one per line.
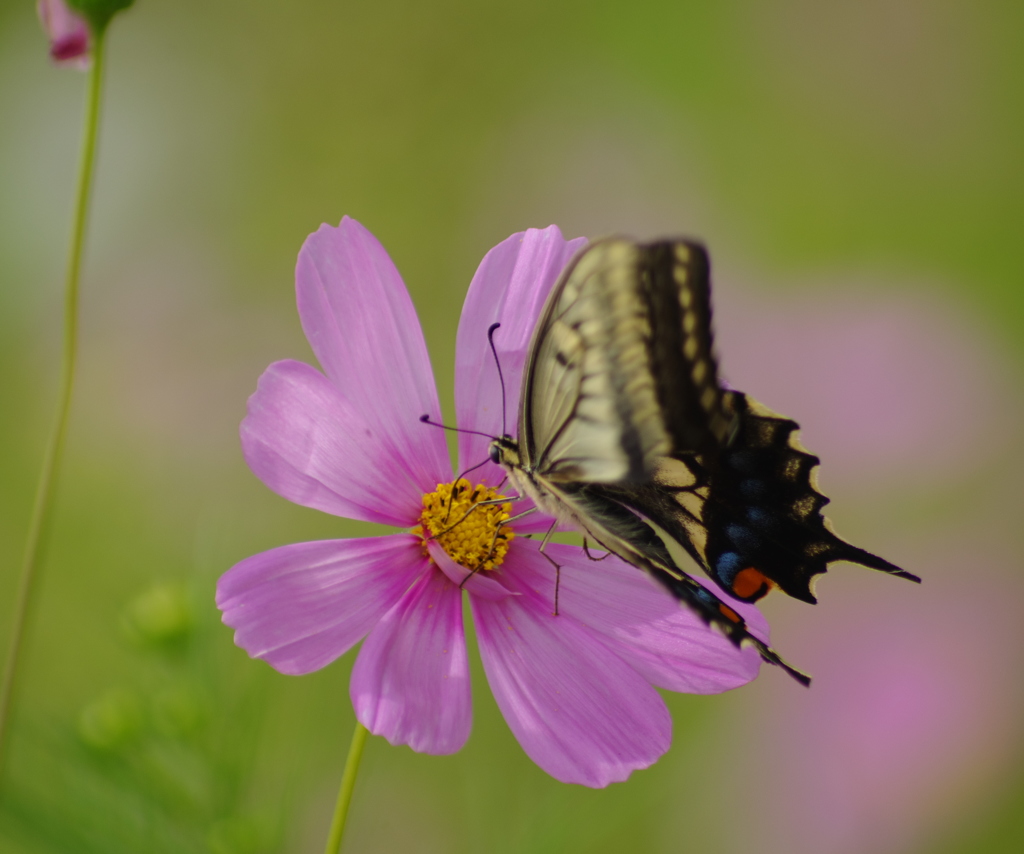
xmin=638 ymin=242 xmax=736 ymax=454
xmin=521 ymin=239 xmax=672 ymax=483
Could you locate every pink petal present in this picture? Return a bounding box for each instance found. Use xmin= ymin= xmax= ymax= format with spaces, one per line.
xmin=295 ymin=217 xmax=451 ymax=493
xmin=426 ymin=540 xmax=518 ymax=601
xmin=37 ymin=0 xmax=90 ymax=69
xmin=502 ymin=542 xmax=764 ymax=693
xmin=472 ymin=573 xmax=671 ymax=787
xmin=351 ymin=569 xmax=471 ymax=754
xmin=217 ymin=535 xmax=426 ymax=675
xmin=240 ymin=359 xmax=421 ymax=526
xmin=454 ymin=227 xmax=588 ymax=480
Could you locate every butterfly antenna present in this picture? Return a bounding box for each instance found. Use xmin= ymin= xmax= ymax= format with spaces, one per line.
xmin=454 ymin=457 xmax=491 ymax=483
xmin=419 ymin=414 xmax=494 ymax=441
xmin=443 ymin=457 xmax=492 ymax=524
xmin=487 ymin=323 xmax=507 ymax=436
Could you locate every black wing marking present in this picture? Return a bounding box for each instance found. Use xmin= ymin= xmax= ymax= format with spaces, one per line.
xmin=700 ymin=392 xmax=920 ymax=602
xmin=638 ymin=241 xmax=736 ymax=455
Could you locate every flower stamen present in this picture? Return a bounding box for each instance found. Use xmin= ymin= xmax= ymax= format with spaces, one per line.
xmin=414 ymin=479 xmax=514 ymax=571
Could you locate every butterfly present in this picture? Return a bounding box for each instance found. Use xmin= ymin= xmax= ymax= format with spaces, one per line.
xmin=489 ymin=237 xmax=919 ymax=685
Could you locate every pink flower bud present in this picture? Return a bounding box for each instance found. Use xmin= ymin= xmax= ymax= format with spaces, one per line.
xmin=37 ymin=0 xmax=91 ymax=70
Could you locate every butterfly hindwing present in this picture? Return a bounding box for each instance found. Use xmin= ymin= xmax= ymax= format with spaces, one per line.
xmin=699 ymin=392 xmax=919 ymax=602
xmin=616 ymin=392 xmax=920 ymax=604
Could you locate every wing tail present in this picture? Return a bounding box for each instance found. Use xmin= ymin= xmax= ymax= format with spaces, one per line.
xmin=645 ymin=557 xmax=811 ymax=686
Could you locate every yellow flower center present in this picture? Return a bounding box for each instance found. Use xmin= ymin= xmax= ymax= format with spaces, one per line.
xmin=413 ymin=479 xmax=515 ymax=571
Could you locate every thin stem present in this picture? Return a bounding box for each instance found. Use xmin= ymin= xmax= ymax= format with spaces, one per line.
xmin=323 ymin=721 xmax=370 ymax=854
xmin=0 ymin=28 xmax=108 ymax=782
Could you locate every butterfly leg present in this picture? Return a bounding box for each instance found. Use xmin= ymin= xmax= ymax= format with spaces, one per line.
xmin=468 ymin=506 xmax=538 ymax=587
xmin=442 ymin=475 xmax=510 ymax=524
xmin=429 ymin=495 xmax=517 ymax=542
xmin=457 ymin=496 xmax=530 ymax=590
xmin=482 ymin=505 xmax=536 ymax=559
xmin=535 ymin=519 xmax=564 ymax=616
xmin=582 ymin=538 xmax=613 ymax=562
xmin=458 ymin=566 xmax=481 ymax=589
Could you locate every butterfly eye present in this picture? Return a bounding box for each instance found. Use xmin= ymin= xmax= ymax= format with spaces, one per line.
xmin=489 ymin=443 xmax=502 ymax=465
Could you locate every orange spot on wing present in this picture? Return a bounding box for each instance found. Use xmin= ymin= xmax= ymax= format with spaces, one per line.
xmin=718 ymin=603 xmax=742 ymax=624
xmin=731 ymin=567 xmax=775 ymax=601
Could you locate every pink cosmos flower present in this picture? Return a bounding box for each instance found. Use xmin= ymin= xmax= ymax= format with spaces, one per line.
xmin=37 ymin=0 xmax=91 ymax=69
xmin=216 ymin=217 xmax=767 ymax=787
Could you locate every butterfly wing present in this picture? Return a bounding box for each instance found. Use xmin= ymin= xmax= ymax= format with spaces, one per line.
xmin=636 ymin=241 xmax=736 ymax=454
xmin=520 ymin=238 xmax=671 ymax=483
xmin=512 ymin=237 xmax=812 ymax=684
xmin=520 ymin=238 xmax=735 ymax=482
xmin=617 ymin=391 xmax=920 ymax=604
xmin=699 ymin=392 xmax=920 ymax=601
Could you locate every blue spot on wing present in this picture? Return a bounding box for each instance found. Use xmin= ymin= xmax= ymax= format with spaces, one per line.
xmin=694 ymin=587 xmax=717 ymax=606
xmin=715 ymin=551 xmax=744 ymax=584
xmin=746 ymin=507 xmax=773 ymax=528
xmin=726 ymin=524 xmax=761 ymax=551
xmin=726 ymin=450 xmax=759 ymax=474
xmin=739 ymin=478 xmax=767 ymax=500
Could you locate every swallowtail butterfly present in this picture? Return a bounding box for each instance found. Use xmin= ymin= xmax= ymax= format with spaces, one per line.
xmin=489 ymin=238 xmax=919 ymax=685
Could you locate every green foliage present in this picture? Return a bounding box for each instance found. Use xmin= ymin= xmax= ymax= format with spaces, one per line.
xmin=0 ymin=583 xmax=283 ymax=854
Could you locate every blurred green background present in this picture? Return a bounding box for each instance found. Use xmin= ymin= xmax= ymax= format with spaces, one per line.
xmin=2 ymin=1 xmax=1023 ymax=852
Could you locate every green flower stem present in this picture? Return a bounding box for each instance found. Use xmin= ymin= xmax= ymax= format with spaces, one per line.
xmin=0 ymin=27 xmax=108 ymax=783
xmin=324 ymin=721 xmax=370 ymax=854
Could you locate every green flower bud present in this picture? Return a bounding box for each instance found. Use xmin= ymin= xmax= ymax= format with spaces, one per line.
xmin=78 ymin=687 xmax=144 ymax=751
xmin=122 ymin=582 xmax=193 ymax=647
xmin=151 ymin=683 xmax=205 ymax=738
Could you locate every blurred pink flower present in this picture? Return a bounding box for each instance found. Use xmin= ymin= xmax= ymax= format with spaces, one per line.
xmin=728 ymin=546 xmax=1024 ymax=854
xmin=217 ymin=217 xmax=766 ymax=787
xmin=713 ymin=287 xmax=1011 ymax=490
xmin=37 ymin=0 xmax=91 ymax=69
